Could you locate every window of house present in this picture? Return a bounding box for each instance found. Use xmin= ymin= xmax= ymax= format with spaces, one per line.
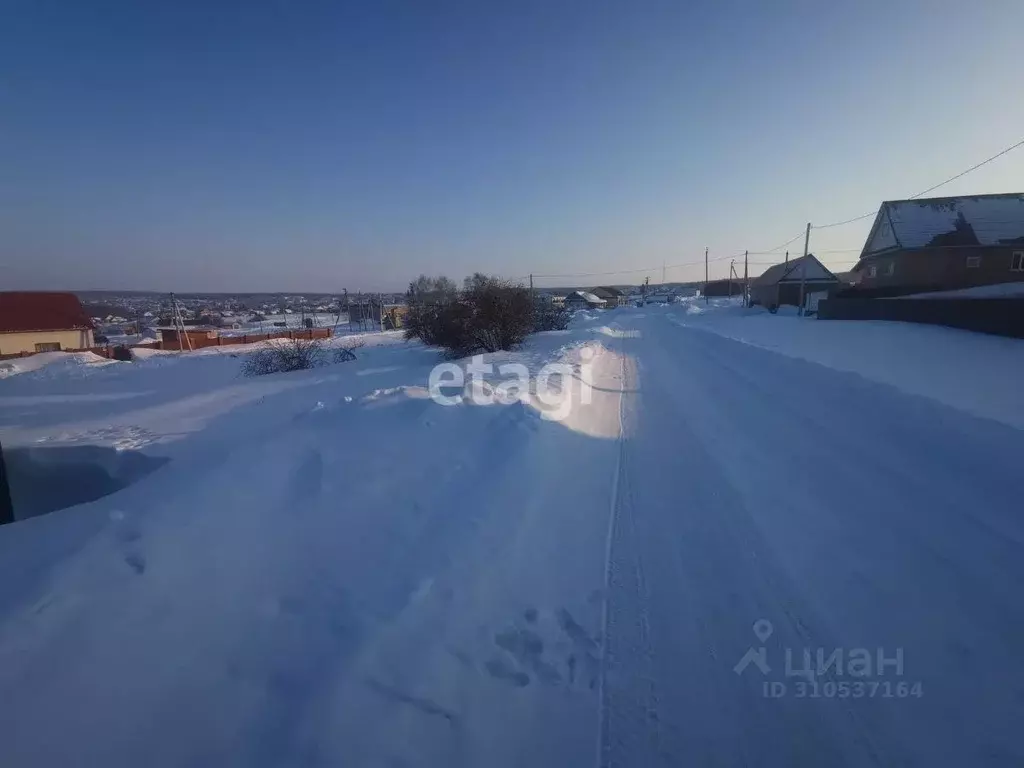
xmin=868 ymin=265 xmax=877 ymax=278
xmin=1012 ymin=252 xmax=1024 ymax=272
xmin=884 ymin=262 xmax=894 ymax=276
xmin=966 ymin=256 xmax=981 ymax=268
xmin=35 ymin=342 xmax=61 ymax=352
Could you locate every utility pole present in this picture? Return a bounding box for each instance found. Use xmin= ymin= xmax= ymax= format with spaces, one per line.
xmin=728 ymin=260 xmax=734 ymax=298
xmin=170 ymin=293 xmax=181 ymax=351
xmin=529 ymin=273 xmax=534 ymax=301
xmin=332 ymin=290 xmax=345 ymax=334
xmin=785 ymin=250 xmax=789 ymax=264
xmin=800 ymin=222 xmax=811 ymax=317
xmin=170 ymin=292 xmax=193 ymax=352
xmin=743 ymin=250 xmax=749 ymax=307
xmin=799 ymin=262 xmax=808 ymax=317
xmin=704 ymin=247 xmax=709 ymax=305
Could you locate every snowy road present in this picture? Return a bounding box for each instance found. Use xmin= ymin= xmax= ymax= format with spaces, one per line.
xmin=603 ymin=312 xmax=1024 ymax=766
xmin=1 ymin=309 xmax=1023 ymax=766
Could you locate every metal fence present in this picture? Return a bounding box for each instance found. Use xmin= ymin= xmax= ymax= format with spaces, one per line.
xmin=817 ymin=297 xmax=1024 ymax=338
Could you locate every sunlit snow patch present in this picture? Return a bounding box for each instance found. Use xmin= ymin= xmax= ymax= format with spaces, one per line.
xmin=595 ymin=326 xmax=640 ymax=338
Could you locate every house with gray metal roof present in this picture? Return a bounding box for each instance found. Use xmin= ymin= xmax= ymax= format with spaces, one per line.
xmin=749 ymin=255 xmax=841 ymax=311
xmin=850 ymin=193 xmax=1024 ymax=296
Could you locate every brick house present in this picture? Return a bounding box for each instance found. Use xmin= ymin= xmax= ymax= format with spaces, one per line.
xmin=0 ymin=292 xmax=94 ymax=355
xmin=849 ymin=193 xmax=1024 ymax=296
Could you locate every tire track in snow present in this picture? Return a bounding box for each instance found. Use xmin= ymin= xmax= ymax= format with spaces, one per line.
xmin=594 ymin=338 xmax=626 ymax=768
xmin=596 ymin=324 xmax=663 ymax=768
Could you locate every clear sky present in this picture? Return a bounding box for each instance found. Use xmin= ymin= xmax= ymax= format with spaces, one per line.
xmin=3 ymin=0 xmax=1024 ymax=292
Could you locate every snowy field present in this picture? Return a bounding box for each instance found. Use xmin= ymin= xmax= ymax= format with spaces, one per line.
xmin=1 ymin=305 xmax=1023 ymax=766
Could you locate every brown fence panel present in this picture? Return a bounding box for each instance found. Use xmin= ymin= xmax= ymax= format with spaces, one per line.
xmin=817 ymin=297 xmax=1024 ymax=339
xmin=2 ymin=328 xmax=334 ymax=363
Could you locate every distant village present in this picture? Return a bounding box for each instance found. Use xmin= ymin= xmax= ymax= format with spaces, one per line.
xmin=2 ymin=191 xmax=1024 ymax=359
xmin=78 ymin=291 xmax=406 ymax=337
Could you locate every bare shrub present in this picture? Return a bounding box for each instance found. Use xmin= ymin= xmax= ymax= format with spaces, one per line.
xmin=403 ymin=273 xmax=534 ymax=357
xmin=460 ymin=275 xmax=533 ymax=354
xmin=111 ymin=345 xmax=134 ymax=362
xmin=403 ymin=275 xmax=461 ymax=347
xmin=332 ymin=338 xmax=365 ymax=363
xmin=240 ymin=337 xmax=326 ymax=377
xmin=532 ymin=301 xmax=571 ymax=332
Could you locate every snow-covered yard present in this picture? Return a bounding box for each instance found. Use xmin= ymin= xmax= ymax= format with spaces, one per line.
xmin=1 ymin=305 xmax=1023 ymax=766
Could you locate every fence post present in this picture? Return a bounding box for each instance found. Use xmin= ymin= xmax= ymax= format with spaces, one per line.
xmin=0 ymin=439 xmax=13 ymax=525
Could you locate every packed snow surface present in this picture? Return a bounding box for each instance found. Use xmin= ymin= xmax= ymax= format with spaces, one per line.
xmin=1 ymin=306 xmax=1023 ymax=766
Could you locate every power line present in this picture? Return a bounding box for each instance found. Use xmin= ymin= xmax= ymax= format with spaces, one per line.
xmin=532 ymin=251 xmax=744 ymax=280
xmin=908 ymin=136 xmax=1024 ymax=199
xmin=813 ymin=210 xmax=876 ymax=229
xmin=813 ymin=134 xmax=1024 ymax=229
xmin=748 ymin=231 xmax=806 ymax=254
xmin=531 ymin=265 xmax=660 ymax=279
xmin=526 ymin=136 xmax=1024 ymax=282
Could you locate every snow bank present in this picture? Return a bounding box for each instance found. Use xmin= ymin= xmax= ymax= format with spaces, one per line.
xmin=668 ymin=302 xmax=1024 ymax=430
xmin=888 ymin=281 xmax=1024 ymax=300
xmin=0 ymin=351 xmax=120 ymax=380
xmin=0 ymin=319 xmax=629 ymax=765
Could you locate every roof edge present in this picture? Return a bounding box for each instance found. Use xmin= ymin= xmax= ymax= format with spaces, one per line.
xmin=880 ymin=191 xmax=1024 ymax=206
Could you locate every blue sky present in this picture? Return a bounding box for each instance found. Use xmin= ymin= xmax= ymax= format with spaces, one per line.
xmin=3 ymin=0 xmax=1023 ymax=291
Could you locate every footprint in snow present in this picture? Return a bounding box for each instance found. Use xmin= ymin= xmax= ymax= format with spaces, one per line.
xmin=485 ymin=607 xmax=601 ymax=690
xmin=110 ymin=510 xmax=145 ymax=574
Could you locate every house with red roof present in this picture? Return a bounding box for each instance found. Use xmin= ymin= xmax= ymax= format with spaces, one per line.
xmin=0 ymin=292 xmax=95 ymax=355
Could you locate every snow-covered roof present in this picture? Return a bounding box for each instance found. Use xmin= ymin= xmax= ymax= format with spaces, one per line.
xmin=752 ymin=255 xmax=838 ymax=286
xmin=861 ymin=193 xmax=1024 ymax=258
xmin=565 ymin=291 xmax=606 ymax=305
